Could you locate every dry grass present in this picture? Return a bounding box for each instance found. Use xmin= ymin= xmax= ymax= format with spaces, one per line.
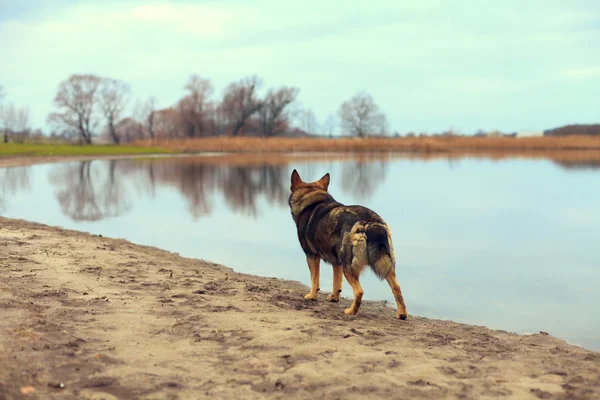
xmin=135 ymin=136 xmax=600 ymax=154
xmin=151 ymin=152 xmax=396 ymax=166
xmin=4 ymin=137 xmax=600 ymax=167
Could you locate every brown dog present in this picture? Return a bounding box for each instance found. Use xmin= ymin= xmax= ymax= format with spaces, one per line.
xmin=288 ymin=169 xmax=408 ymax=319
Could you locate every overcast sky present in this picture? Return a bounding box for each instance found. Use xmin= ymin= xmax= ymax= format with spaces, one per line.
xmin=1 ymin=0 xmax=599 ymax=134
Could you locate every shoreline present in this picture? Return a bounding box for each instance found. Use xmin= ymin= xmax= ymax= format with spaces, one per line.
xmin=0 ymin=153 xmax=190 ymax=168
xmin=3 ymin=145 xmax=600 ymax=170
xmin=0 ymin=216 xmax=599 ymax=399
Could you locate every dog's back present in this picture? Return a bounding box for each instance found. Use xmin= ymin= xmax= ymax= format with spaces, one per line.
xmin=289 ymin=181 xmax=396 ymax=279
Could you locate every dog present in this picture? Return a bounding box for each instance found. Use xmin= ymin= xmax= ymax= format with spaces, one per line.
xmin=288 ymin=169 xmax=408 ymax=319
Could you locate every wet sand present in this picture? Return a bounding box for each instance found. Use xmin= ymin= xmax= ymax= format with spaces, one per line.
xmin=1 ymin=217 xmax=599 ymax=399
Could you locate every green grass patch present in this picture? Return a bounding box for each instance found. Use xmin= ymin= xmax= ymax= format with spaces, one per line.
xmin=0 ymin=143 xmax=176 ymax=157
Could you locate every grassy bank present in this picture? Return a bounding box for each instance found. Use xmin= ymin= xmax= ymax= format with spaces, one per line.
xmin=0 ymin=143 xmax=175 ymax=157
xmin=135 ymin=135 xmax=600 ymax=153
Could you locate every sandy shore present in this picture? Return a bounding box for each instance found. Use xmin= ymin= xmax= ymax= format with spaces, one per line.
xmin=0 ymin=217 xmax=599 ymax=399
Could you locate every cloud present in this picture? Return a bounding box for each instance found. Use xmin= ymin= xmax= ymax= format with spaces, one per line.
xmin=562 ymin=66 xmax=600 ymax=79
xmin=0 ymin=0 xmax=599 ymax=132
xmin=559 ymin=207 xmax=600 ymax=226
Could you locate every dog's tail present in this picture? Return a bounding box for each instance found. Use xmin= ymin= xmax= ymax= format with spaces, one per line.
xmin=366 ymin=223 xmax=395 ymax=280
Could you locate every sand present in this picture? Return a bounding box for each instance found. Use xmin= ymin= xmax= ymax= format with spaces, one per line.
xmin=0 ymin=217 xmax=599 ymax=400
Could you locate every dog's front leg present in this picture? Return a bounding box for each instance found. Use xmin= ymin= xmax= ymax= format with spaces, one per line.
xmin=304 ymin=256 xmax=320 ymax=300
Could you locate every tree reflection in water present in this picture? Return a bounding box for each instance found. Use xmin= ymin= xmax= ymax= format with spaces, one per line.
xmin=0 ymin=166 xmax=30 ymax=213
xmin=220 ymin=166 xmax=287 ymax=217
xmin=49 ymin=160 xmax=131 ymax=221
xmin=340 ymin=160 xmax=387 ymax=199
xmin=44 ymin=157 xmax=391 ymax=222
xmin=6 ymin=155 xmax=595 ymax=224
xmin=47 ymin=159 xmax=291 ymax=221
xmin=553 ymin=160 xmax=600 ymax=171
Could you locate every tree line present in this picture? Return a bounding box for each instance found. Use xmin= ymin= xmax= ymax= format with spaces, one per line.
xmin=0 ymin=85 xmax=33 ymax=143
xmin=0 ymin=75 xmax=389 ymax=145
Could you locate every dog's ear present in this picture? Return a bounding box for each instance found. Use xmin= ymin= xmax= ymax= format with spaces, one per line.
xmin=317 ymin=173 xmax=330 ymax=191
xmin=290 ymin=169 xmax=303 ymax=191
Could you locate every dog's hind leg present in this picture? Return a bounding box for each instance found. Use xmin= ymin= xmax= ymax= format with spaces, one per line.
xmin=385 ymin=269 xmax=408 ymax=320
xmin=327 ymin=264 xmax=343 ymax=302
xmin=343 ymin=269 xmax=364 ymax=315
xmin=304 ymin=256 xmax=320 ymax=300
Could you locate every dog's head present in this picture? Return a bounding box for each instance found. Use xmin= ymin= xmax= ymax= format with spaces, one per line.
xmin=290 ymin=169 xmax=330 ymax=193
xmin=288 ymin=169 xmax=331 ymax=218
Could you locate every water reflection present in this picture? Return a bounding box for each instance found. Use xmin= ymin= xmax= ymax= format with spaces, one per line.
xmin=553 ymin=160 xmax=600 ymax=170
xmin=340 ymin=160 xmax=387 ymax=199
xmin=0 ymin=167 xmax=30 ymax=213
xmin=2 ymin=154 xmax=600 ymax=222
xmin=118 ymin=160 xmax=292 ymax=218
xmin=133 ymin=162 xmax=218 ymax=218
xmin=219 ymin=166 xmax=288 ymax=216
xmin=40 ymin=158 xmax=389 ymax=221
xmin=49 ymin=161 xmax=131 ymax=221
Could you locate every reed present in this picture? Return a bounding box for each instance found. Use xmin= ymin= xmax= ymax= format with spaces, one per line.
xmin=135 ymin=136 xmax=600 ymax=154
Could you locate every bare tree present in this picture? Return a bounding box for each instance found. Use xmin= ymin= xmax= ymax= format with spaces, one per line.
xmin=133 ymin=96 xmax=158 ymax=139
xmin=113 ymin=117 xmax=144 ymax=143
xmin=338 ymin=91 xmax=388 ymax=138
xmin=321 ymin=113 xmax=337 ymax=137
xmin=0 ymin=86 xmax=6 ymax=143
xmin=222 ymin=75 xmax=264 ymax=136
xmin=177 ymin=99 xmax=197 ymax=138
xmin=1 ymin=105 xmax=17 ymax=137
xmin=296 ymin=108 xmax=319 ymax=135
xmin=15 ymin=106 xmax=29 ymax=132
xmin=206 ymin=102 xmax=228 ymax=136
xmin=14 ymin=105 xmax=30 ymax=143
xmin=99 ymin=78 xmax=130 ymax=145
xmin=372 ymin=113 xmax=389 ymax=136
xmin=181 ymin=75 xmax=213 ymax=137
xmin=48 ymin=74 xmax=102 ymax=144
xmin=0 ymin=103 xmax=30 ymax=143
xmin=258 ymin=86 xmax=299 ymax=137
xmin=153 ymin=108 xmax=182 ymax=139
xmin=0 ymin=103 xmax=10 ymax=144
xmin=144 ymin=97 xmax=157 ymax=139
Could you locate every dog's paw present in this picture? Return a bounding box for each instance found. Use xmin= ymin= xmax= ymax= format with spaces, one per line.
xmin=396 ymin=312 xmax=408 ymax=320
xmin=344 ymin=307 xmax=358 ymax=315
xmin=327 ymin=294 xmax=339 ymax=302
xmin=304 ymin=292 xmax=318 ymax=301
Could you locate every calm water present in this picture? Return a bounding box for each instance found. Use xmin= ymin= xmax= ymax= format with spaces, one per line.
xmin=1 ymin=155 xmax=599 ymax=350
